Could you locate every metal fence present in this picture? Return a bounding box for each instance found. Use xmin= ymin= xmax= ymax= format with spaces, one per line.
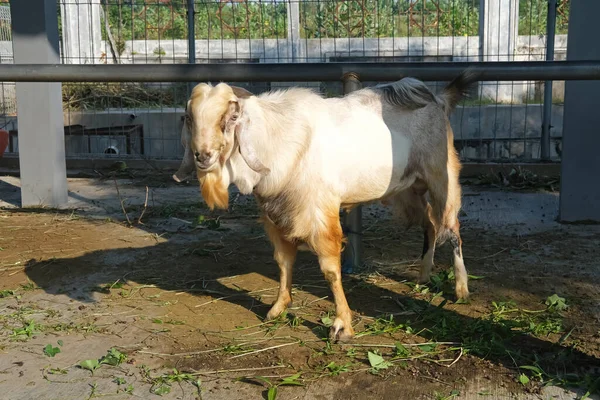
xmin=0 ymin=0 xmax=571 ymax=163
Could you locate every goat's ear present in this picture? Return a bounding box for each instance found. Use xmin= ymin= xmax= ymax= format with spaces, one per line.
xmin=234 ymin=118 xmax=270 ymax=176
xmin=173 ymin=111 xmax=195 ymax=183
xmin=231 ymin=86 xmax=254 ymax=99
xmin=222 ymin=98 xmax=242 ymax=131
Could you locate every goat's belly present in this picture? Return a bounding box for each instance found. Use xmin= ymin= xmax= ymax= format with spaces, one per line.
xmin=336 ymin=133 xmax=411 ymax=205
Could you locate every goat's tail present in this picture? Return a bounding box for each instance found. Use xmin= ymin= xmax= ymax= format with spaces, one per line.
xmin=438 ymin=68 xmax=480 ymax=115
xmin=426 ymin=122 xmax=463 ymax=244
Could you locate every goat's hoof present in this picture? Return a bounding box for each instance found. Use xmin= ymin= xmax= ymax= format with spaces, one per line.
xmin=265 ymin=302 xmax=291 ymax=321
xmin=417 ymin=274 xmax=430 ymax=285
xmin=329 ymin=318 xmax=354 ymax=343
xmin=455 ymin=283 xmax=470 ymax=301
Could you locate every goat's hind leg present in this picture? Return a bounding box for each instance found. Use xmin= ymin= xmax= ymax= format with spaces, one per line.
xmin=390 ymin=186 xmax=436 ymax=284
xmin=264 ymin=219 xmax=298 ymax=320
xmin=419 ymin=206 xmax=437 ymax=284
xmin=449 ymin=221 xmax=469 ymax=300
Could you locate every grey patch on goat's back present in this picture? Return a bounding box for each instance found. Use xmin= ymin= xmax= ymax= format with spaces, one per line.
xmin=375 ymin=78 xmax=440 ymax=110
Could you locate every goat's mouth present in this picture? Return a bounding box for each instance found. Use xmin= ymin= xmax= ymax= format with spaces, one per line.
xmin=195 ymin=158 xmax=219 ymax=172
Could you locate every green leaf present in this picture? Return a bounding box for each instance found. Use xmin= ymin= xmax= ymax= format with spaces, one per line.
xmin=518 ymin=374 xmax=530 ymax=385
xmin=57 ymin=340 xmax=64 ymax=347
xmin=280 ymin=373 xmax=303 ymax=386
xmin=99 ymin=348 xmax=126 ymax=366
xmin=80 ymin=359 xmax=99 ymax=372
xmin=545 ymin=294 xmax=568 ymax=311
xmin=467 ymin=274 xmax=485 ymax=280
xmin=417 ymin=343 xmax=437 ymax=353
xmin=267 ymin=386 xmax=277 ymax=400
xmin=321 ymin=316 xmax=333 ymax=327
xmin=368 ymin=351 xmax=392 ymax=370
xmin=43 ymin=344 xmax=61 ymax=357
xmin=152 ymin=384 xmax=171 ymax=396
xmin=394 ymin=342 xmax=410 ymax=358
xmin=113 ymin=377 xmax=126 ymax=385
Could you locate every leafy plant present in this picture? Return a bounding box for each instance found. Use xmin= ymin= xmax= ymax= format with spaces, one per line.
xmin=100 ymin=348 xmax=127 ymax=366
xmin=10 ymin=320 xmax=40 ymax=340
xmin=43 ymin=343 xmax=61 ymax=357
xmin=0 ymin=289 xmax=15 ymax=298
xmin=79 ymin=348 xmax=127 ymax=374
xmin=368 ymin=351 xmax=393 ymax=373
xmin=545 ymin=294 xmax=568 ymax=312
xmin=324 ymin=361 xmax=351 ymax=376
xmin=251 ymin=373 xmax=303 ymax=400
xmin=80 ymin=359 xmax=100 ymax=373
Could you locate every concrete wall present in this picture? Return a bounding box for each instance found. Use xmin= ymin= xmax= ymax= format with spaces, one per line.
xmin=102 ymin=35 xmax=570 ymax=103
xmin=3 ymin=103 xmax=563 ymax=162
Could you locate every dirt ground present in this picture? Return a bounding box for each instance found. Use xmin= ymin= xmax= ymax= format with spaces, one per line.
xmin=0 ymin=172 xmax=599 ymax=400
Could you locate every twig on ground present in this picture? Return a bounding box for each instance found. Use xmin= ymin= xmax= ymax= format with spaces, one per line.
xmin=138 ymin=186 xmax=149 ymax=224
xmin=113 ymin=177 xmax=132 ymax=226
xmin=229 ymin=341 xmax=300 ymax=359
xmin=189 ymin=365 xmax=288 ymax=376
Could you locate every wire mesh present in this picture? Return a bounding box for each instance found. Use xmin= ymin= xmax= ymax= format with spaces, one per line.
xmin=1 ymin=0 xmax=571 ymax=164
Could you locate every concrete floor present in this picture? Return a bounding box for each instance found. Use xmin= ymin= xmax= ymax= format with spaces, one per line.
xmin=0 ymin=174 xmax=565 ymax=236
xmin=1 ymin=174 xmax=598 ymax=400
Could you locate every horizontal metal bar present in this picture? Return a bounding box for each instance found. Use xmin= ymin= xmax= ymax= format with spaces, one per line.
xmin=1 ymin=61 xmax=600 ymax=82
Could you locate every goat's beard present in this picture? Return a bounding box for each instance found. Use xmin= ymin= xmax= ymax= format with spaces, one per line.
xmin=198 ymin=167 xmax=229 ymax=210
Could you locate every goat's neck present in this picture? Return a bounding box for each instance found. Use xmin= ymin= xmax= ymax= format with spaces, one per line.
xmin=239 ymin=96 xmax=309 ymax=198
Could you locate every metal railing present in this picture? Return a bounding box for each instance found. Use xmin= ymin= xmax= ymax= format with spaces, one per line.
xmin=0 ymin=0 xmax=573 ymax=163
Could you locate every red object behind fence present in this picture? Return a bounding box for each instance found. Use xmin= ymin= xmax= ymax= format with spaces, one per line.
xmin=0 ymin=129 xmax=8 ymax=158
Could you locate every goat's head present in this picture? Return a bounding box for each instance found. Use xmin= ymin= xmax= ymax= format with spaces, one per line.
xmin=173 ymin=83 xmax=211 ymax=183
xmin=177 ymin=82 xmax=268 ymax=209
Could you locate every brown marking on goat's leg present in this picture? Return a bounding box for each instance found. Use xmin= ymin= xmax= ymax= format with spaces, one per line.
xmin=263 ymin=219 xmax=298 ymax=320
xmin=449 ymin=221 xmax=469 ymax=300
xmin=418 ymin=210 xmax=437 ymax=284
xmin=319 ymin=255 xmax=354 ymax=342
xmin=313 ymin=211 xmax=354 ymax=342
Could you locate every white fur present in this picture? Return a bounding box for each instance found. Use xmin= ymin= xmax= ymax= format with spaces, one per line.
xmin=220 ymin=88 xmax=415 ymax=214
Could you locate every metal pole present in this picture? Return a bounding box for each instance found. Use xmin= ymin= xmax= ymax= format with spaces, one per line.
xmin=187 ymin=0 xmax=196 ymax=96
xmin=541 ymin=0 xmax=557 ymax=161
xmin=0 ymin=61 xmax=598 ymax=83
xmin=9 ymin=0 xmax=68 ymax=208
xmin=1 ymin=61 xmax=600 ymax=82
xmin=341 ymin=72 xmax=363 ymax=275
xmin=478 ymin=0 xmax=485 ymax=63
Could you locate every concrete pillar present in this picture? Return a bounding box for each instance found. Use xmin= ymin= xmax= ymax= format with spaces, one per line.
xmin=559 ymin=1 xmax=600 ymax=223
xmin=481 ymin=0 xmax=520 ymax=102
xmin=10 ymin=0 xmax=68 ymax=207
xmin=60 ymin=0 xmax=102 ymax=64
xmin=286 ymin=0 xmax=300 ymax=62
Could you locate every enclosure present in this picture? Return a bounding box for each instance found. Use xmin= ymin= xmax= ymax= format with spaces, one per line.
xmin=1 ymin=0 xmax=600 ymax=399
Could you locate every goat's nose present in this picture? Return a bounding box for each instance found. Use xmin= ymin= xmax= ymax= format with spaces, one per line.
xmin=195 ymin=150 xmax=214 ymax=163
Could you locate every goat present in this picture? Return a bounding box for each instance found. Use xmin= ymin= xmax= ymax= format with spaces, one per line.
xmin=174 ymin=71 xmax=477 ymax=342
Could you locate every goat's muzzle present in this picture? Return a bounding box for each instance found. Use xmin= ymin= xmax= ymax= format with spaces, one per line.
xmin=194 ymin=150 xmax=219 ymax=171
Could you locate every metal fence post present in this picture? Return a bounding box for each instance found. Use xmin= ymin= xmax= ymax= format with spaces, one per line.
xmin=187 ymin=0 xmax=196 ymax=96
xmin=341 ymin=72 xmax=363 ymax=274
xmin=541 ymin=0 xmax=557 ymax=161
xmin=10 ymin=0 xmax=68 ymax=208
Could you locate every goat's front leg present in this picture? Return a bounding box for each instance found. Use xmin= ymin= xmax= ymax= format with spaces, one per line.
xmin=264 ymin=221 xmax=298 ymax=320
xmin=318 ymin=254 xmax=354 ymax=342
xmin=315 ymin=215 xmax=354 ymax=342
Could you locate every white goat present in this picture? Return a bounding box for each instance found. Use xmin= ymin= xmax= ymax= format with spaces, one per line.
xmin=174 ymin=72 xmax=476 ymax=342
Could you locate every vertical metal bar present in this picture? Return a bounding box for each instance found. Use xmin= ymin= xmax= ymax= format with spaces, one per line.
xmin=478 ymin=0 xmax=485 ymax=63
xmin=341 ymin=72 xmax=363 ymax=275
xmin=10 ymin=0 xmax=68 ymax=207
xmin=541 ymin=0 xmax=557 ymax=161
xmin=187 ymin=0 xmax=196 ymax=96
